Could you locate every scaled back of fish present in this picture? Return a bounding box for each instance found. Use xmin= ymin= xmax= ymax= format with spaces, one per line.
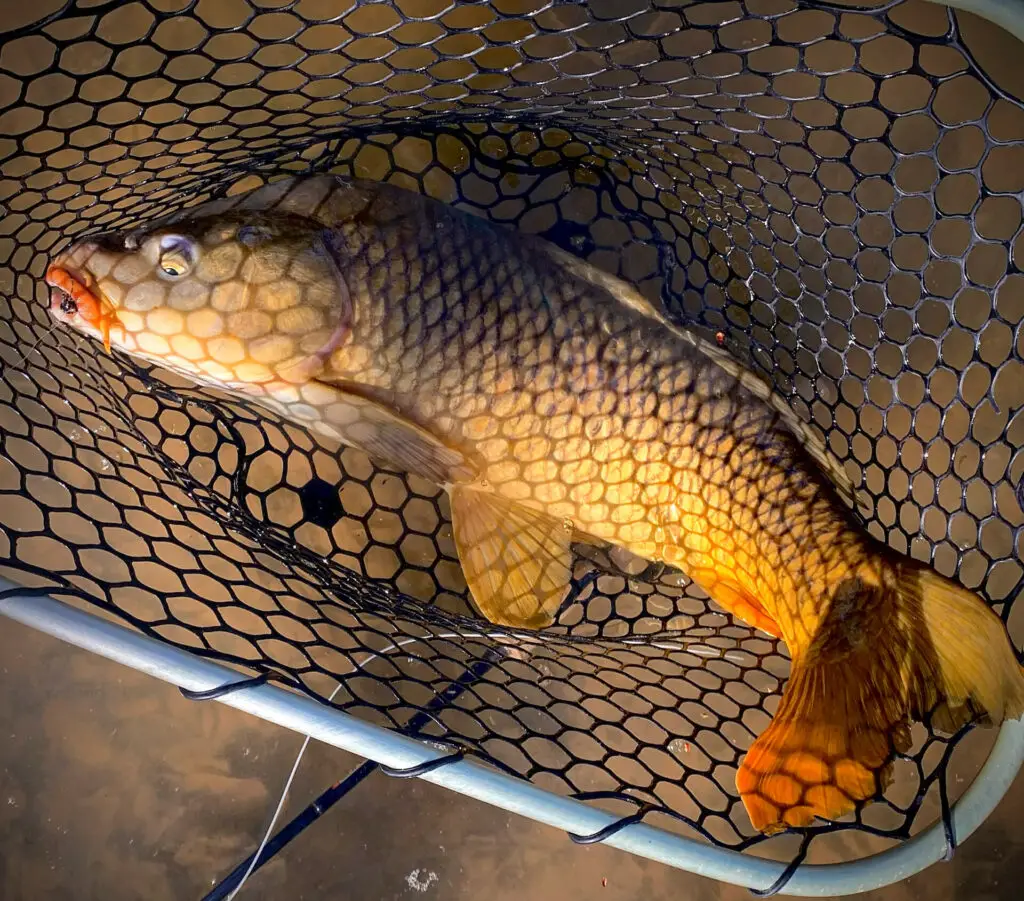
xmin=47 ymin=174 xmax=1024 ymax=835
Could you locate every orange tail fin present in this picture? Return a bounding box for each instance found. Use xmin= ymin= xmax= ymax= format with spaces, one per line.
xmin=738 ymin=562 xmax=1024 ymax=834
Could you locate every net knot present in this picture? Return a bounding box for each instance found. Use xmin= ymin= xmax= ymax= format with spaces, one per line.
xmin=179 ymin=672 xmax=272 ymax=701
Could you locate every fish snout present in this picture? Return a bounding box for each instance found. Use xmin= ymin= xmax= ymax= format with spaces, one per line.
xmin=46 ymin=231 xmax=130 ymax=318
xmin=45 ymin=255 xmax=90 ymax=319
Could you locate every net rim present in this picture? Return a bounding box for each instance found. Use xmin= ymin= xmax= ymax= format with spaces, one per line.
xmin=931 ymin=0 xmax=1024 ymax=44
xmin=2 ymin=578 xmax=1020 ymax=896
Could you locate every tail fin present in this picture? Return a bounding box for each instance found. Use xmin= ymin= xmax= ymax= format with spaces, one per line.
xmin=737 ymin=561 xmax=1024 ymax=834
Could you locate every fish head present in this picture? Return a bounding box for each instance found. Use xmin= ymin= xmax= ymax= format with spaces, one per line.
xmin=47 ymin=212 xmax=350 ymax=388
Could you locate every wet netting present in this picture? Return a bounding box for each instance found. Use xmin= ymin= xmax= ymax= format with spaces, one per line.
xmin=1 ymin=0 xmax=1022 ymax=873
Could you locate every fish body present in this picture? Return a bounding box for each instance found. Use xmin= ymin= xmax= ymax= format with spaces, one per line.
xmin=47 ymin=174 xmax=1024 ymax=834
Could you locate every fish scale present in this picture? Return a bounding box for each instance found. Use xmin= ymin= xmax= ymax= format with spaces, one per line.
xmin=46 ymin=173 xmax=1024 ymax=837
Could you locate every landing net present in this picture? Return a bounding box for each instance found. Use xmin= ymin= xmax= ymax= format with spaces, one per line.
xmin=0 ymin=0 xmax=1021 ymax=875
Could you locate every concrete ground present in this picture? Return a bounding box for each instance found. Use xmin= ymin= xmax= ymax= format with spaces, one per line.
xmin=0 ymin=617 xmax=1020 ymax=901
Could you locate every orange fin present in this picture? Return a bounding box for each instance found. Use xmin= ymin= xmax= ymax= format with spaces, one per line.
xmin=710 ymin=582 xmax=782 ymax=639
xmin=738 ymin=564 xmax=1024 ymax=834
xmin=681 ymin=564 xmax=783 ymax=638
xmin=737 ymin=647 xmax=895 ymax=834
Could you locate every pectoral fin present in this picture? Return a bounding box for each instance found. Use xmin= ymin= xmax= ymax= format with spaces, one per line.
xmin=311 ymin=380 xmax=476 ymax=486
xmin=450 ymin=486 xmax=573 ymax=630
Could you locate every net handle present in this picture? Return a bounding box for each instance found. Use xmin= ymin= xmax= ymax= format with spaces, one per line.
xmin=1 ymin=577 xmax=1020 ymax=897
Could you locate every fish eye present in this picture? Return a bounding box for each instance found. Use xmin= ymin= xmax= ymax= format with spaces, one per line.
xmin=160 ymin=255 xmax=190 ymax=277
xmin=157 ymin=235 xmax=196 ymax=279
xmin=60 ymin=295 xmax=77 ymax=315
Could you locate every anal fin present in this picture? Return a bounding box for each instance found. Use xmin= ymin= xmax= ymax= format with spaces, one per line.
xmin=451 ymin=486 xmax=573 ymax=630
xmin=706 ymin=580 xmax=782 ymax=639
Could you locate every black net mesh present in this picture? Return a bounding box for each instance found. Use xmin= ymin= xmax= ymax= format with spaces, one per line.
xmin=1 ymin=0 xmax=1022 ymax=864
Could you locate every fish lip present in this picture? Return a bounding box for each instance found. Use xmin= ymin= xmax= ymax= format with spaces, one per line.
xmin=44 ymin=261 xmax=88 ymax=291
xmin=45 ymin=262 xmax=118 ymax=335
xmin=46 ymin=261 xmax=113 ymax=312
xmin=46 ymin=247 xmax=123 ymax=356
xmin=44 ymin=264 xmax=86 ymax=316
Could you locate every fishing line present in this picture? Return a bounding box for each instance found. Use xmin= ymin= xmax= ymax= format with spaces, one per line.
xmin=225 ymin=711 xmax=326 ymax=901
xmin=221 ymin=616 xmax=719 ymax=900
xmin=226 ymin=632 xmax=461 ymax=899
xmin=7 ymin=317 xmax=63 ymax=370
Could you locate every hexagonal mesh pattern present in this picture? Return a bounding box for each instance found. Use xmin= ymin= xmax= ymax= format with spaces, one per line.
xmin=0 ymin=0 xmax=1022 ymax=859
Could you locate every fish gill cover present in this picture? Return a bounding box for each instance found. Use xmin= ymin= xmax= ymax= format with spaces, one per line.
xmin=0 ymin=0 xmax=1022 ymax=864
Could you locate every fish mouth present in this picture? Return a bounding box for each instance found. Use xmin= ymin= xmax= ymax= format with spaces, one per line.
xmin=45 ymin=265 xmax=89 ymax=317
xmin=47 ymin=285 xmax=77 ymax=318
xmin=44 ymin=260 xmax=122 ymax=353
